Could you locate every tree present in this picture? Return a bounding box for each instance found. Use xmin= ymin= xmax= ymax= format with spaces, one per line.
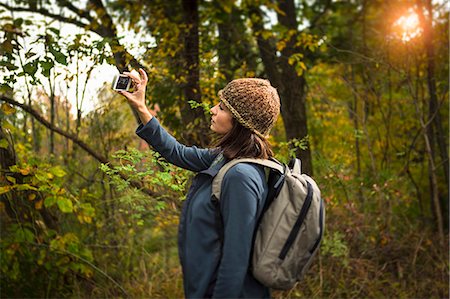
xmin=246 ymin=0 xmax=334 ymax=175
xmin=416 ymin=0 xmax=449 ymax=235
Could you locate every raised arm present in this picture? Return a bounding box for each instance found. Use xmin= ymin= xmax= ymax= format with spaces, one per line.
xmin=136 ymin=117 xmax=217 ymax=172
xmin=119 ymin=69 xmax=216 ymax=172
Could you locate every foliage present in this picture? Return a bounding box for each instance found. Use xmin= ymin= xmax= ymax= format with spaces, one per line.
xmin=0 ymin=133 xmax=96 ymax=296
xmin=0 ymin=0 xmax=448 ymax=298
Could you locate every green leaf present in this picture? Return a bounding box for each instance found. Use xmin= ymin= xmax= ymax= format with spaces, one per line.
xmin=0 ymin=40 xmax=14 ymax=55
xmin=57 ymin=197 xmax=73 ymax=213
xmin=80 ymin=203 xmax=95 ymax=216
xmin=2 ymin=120 xmax=15 ymax=131
xmin=50 ymin=166 xmax=66 ymax=178
xmin=157 ymin=172 xmax=172 ymax=183
xmin=13 ymin=18 xmax=23 ymax=27
xmin=0 ymin=83 xmax=13 ymax=94
xmin=49 ymin=45 xmax=67 ymax=65
xmin=0 ymin=139 xmax=9 ymax=149
xmin=15 ymin=228 xmax=34 ymax=243
xmin=25 ymin=51 xmax=37 ymax=59
xmin=23 ymin=60 xmax=38 ymax=77
xmin=15 ymin=184 xmax=38 ymax=191
xmin=47 ymin=27 xmax=60 ymax=35
xmin=44 ymin=196 xmax=57 ymax=208
xmin=6 ymin=176 xmax=16 ymax=184
xmin=35 ymin=171 xmax=49 ymax=183
xmin=67 ymin=241 xmax=79 ymax=255
xmin=40 ymin=60 xmax=54 ymax=77
xmin=80 ymin=247 xmax=94 ymax=262
xmin=261 ymin=31 xmax=273 ymax=40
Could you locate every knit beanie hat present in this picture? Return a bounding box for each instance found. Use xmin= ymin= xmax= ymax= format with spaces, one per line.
xmin=218 ymin=78 xmax=281 ymax=139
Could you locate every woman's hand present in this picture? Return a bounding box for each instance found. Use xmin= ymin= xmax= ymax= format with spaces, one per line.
xmin=118 ymin=68 xmax=152 ymax=124
xmin=118 ymin=68 xmax=148 ymax=110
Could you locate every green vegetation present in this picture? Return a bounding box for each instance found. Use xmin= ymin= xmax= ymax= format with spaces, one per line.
xmin=1 ymin=0 xmax=448 ymax=298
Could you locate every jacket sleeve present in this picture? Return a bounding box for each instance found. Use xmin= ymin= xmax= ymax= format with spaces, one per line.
xmin=136 ymin=117 xmax=217 ymax=172
xmin=212 ymin=164 xmax=265 ymax=298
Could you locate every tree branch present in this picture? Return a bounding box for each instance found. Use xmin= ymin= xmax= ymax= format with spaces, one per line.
xmin=55 ymin=0 xmax=93 ymax=22
xmin=0 ymin=2 xmax=89 ymax=29
xmin=2 ymin=95 xmax=108 ymax=163
xmin=0 ymin=1 xmax=144 ymax=71
xmin=309 ymin=0 xmax=332 ymax=30
xmin=1 ymin=95 xmax=157 ymax=197
xmin=1 ymin=0 xmax=145 ymax=124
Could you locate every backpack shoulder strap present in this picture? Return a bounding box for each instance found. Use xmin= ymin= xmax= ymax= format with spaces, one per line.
xmin=212 ymin=158 xmax=284 ymax=201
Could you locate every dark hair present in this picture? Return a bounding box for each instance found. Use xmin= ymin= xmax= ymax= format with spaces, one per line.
xmin=213 ymin=118 xmax=274 ymax=160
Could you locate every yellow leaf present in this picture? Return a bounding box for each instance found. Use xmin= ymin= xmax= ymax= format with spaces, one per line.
xmin=288 ymin=56 xmax=295 ymax=65
xmin=28 ymin=193 xmax=36 ymax=201
xmin=1 ymin=103 xmax=16 ymax=115
xmin=221 ymin=1 xmax=232 ymax=13
xmin=35 ymin=200 xmax=43 ymax=210
xmin=0 ymin=186 xmax=11 ymax=195
xmin=85 ymin=268 xmax=93 ymax=278
xmin=276 ymin=41 xmax=286 ymax=52
xmin=19 ymin=166 xmax=31 ymax=176
xmin=261 ymin=31 xmax=272 ymax=40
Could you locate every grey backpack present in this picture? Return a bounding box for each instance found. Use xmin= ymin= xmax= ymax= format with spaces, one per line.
xmin=212 ymin=158 xmax=325 ymax=290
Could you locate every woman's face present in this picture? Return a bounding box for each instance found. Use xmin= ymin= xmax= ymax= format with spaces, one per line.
xmin=210 ymin=101 xmax=233 ymax=134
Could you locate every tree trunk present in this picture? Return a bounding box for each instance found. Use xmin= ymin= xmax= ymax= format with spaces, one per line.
xmin=276 ymin=0 xmax=313 ymax=175
xmin=217 ymin=14 xmax=233 ymax=82
xmin=422 ymin=120 xmax=444 ymax=245
xmin=279 ymin=75 xmax=312 ymax=175
xmin=181 ymin=0 xmax=210 ymax=146
xmin=408 ymin=68 xmax=445 ymax=245
xmin=417 ymin=0 xmax=449 ymax=229
xmin=248 ymin=3 xmax=313 ymax=174
xmin=64 ymin=98 xmax=70 ymax=164
xmin=31 ymin=105 xmax=40 ymax=153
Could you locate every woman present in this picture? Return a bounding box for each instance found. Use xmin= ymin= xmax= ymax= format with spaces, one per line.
xmin=119 ymin=69 xmax=280 ymax=298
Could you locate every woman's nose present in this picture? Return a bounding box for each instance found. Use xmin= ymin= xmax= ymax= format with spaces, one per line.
xmin=210 ymin=105 xmax=217 ymax=115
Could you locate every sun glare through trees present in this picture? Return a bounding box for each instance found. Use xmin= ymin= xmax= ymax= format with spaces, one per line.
xmin=393 ymin=8 xmax=423 ymax=42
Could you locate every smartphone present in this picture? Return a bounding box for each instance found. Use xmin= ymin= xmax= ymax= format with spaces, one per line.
xmin=112 ymin=74 xmax=132 ymax=91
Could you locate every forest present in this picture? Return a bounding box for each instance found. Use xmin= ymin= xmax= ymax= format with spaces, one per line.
xmin=0 ymin=0 xmax=448 ymax=298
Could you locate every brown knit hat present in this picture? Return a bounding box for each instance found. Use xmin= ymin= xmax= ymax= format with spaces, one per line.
xmin=218 ymin=78 xmax=280 ymax=138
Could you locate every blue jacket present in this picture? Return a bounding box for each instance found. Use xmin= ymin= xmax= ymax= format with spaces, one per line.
xmin=136 ymin=118 xmax=271 ymax=298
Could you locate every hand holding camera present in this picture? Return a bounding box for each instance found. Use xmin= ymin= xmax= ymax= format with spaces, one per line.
xmin=115 ymin=68 xmax=152 ymax=124
xmin=114 ymin=68 xmax=148 ymax=108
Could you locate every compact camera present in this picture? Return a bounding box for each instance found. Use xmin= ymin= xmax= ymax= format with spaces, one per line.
xmin=112 ymin=74 xmax=132 ymax=91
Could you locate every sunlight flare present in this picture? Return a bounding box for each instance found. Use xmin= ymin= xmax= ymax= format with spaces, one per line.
xmin=393 ymin=9 xmax=423 ymax=42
